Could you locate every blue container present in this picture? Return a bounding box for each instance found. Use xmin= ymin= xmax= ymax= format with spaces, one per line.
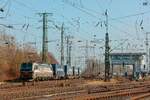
xmin=72 ymin=66 xmax=75 ymax=76
xmin=78 ymin=67 xmax=80 ymax=75
xmin=64 ymin=65 xmax=67 ymax=77
xmin=51 ymin=64 xmax=56 ymax=76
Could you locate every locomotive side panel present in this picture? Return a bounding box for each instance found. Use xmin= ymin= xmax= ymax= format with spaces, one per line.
xmin=32 ymin=64 xmax=53 ymax=80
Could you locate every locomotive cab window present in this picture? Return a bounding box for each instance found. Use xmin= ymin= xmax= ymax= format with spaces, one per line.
xmin=20 ymin=63 xmax=32 ymax=71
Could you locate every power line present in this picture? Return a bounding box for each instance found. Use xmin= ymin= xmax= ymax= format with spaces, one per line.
xmin=109 ymin=24 xmax=134 ymax=38
xmin=58 ymin=10 xmax=134 ymax=43
xmin=110 ymin=10 xmax=150 ymax=21
xmin=3 ymin=0 xmax=11 ymax=18
xmin=0 ymin=0 xmax=11 ymax=18
xmin=62 ymin=0 xmax=150 ymax=21
xmin=62 ymin=0 xmax=101 ymax=19
xmin=13 ymin=0 xmax=38 ymax=12
xmin=0 ymin=0 xmax=9 ymax=8
xmin=61 ymin=0 xmax=147 ymax=38
xmin=65 ymin=0 xmax=150 ymax=22
xmin=54 ymin=13 xmax=91 ymax=39
xmin=95 ymin=0 xmax=105 ymax=12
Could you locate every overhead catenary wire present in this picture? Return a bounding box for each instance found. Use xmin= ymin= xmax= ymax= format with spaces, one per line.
xmin=95 ymin=0 xmax=104 ymax=12
xmin=7 ymin=0 xmax=150 ymax=40
xmin=10 ymin=0 xmax=39 ymax=20
xmin=62 ymin=0 xmax=149 ymax=40
xmin=4 ymin=0 xmax=144 ymax=45
xmin=4 ymin=0 xmax=11 ymax=18
xmin=62 ymin=0 xmax=101 ymax=20
xmin=62 ymin=0 xmax=149 ymax=41
xmin=62 ymin=0 xmax=150 ymax=21
xmin=0 ymin=0 xmax=9 ymax=8
xmin=0 ymin=0 xmax=40 ymax=31
xmin=1 ymin=1 xmax=147 ymax=51
xmin=94 ymin=0 xmax=136 ymax=29
xmin=13 ymin=0 xmax=38 ymax=13
xmin=62 ymin=0 xmax=131 ymax=37
xmin=52 ymin=12 xmax=90 ymax=40
xmin=8 ymin=0 xmax=39 ymax=23
xmin=0 ymin=0 xmax=11 ymax=18
xmin=110 ymin=10 xmax=150 ymax=21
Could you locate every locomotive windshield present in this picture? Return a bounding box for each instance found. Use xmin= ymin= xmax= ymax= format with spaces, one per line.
xmin=38 ymin=64 xmax=53 ymax=70
xmin=20 ymin=63 xmax=33 ymax=71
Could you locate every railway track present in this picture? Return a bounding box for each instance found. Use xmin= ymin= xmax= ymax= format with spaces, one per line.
xmin=0 ymin=79 xmax=85 ymax=100
xmin=49 ymin=81 xmax=150 ymax=100
xmin=0 ymin=79 xmax=84 ymax=89
xmin=0 ymin=79 xmax=150 ymax=100
xmin=131 ymin=93 xmax=150 ymax=100
xmin=19 ymin=85 xmax=150 ymax=100
xmin=77 ymin=87 xmax=149 ymax=100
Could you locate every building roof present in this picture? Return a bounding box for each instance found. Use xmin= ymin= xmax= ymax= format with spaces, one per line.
xmin=110 ymin=52 xmax=146 ymax=56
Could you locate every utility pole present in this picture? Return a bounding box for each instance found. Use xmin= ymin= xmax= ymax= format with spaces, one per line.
xmin=85 ymin=40 xmax=89 ymax=60
xmin=38 ymin=12 xmax=52 ymax=63
xmin=68 ymin=42 xmax=72 ymax=67
xmin=53 ymin=22 xmax=65 ymax=67
xmin=104 ymin=9 xmax=110 ymax=81
xmin=79 ymin=40 xmax=90 ymax=65
xmin=85 ymin=40 xmax=90 ymax=73
xmin=79 ymin=40 xmax=93 ymax=73
xmin=66 ymin=36 xmax=69 ymax=65
xmin=61 ymin=23 xmax=64 ymax=67
xmin=66 ymin=35 xmax=73 ymax=67
xmin=145 ymin=32 xmax=150 ymax=72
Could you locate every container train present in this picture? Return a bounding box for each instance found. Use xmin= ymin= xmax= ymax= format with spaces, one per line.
xmin=20 ymin=62 xmax=80 ymax=80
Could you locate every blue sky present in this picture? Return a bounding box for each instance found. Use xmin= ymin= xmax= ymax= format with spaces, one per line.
xmin=0 ymin=0 xmax=150 ymax=66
